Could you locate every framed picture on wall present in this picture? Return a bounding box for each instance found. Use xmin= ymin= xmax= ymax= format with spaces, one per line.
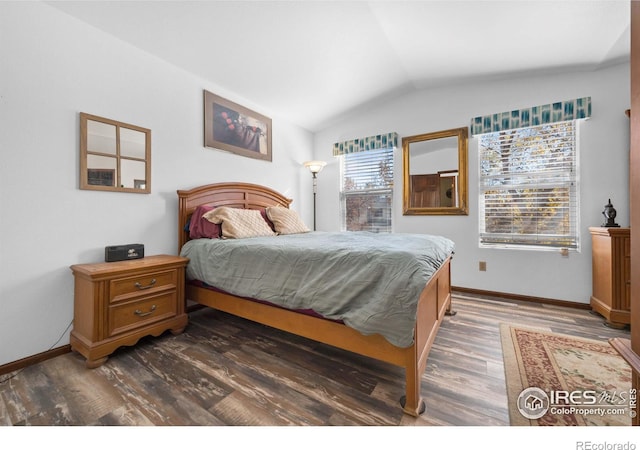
xmin=203 ymin=90 xmax=272 ymax=162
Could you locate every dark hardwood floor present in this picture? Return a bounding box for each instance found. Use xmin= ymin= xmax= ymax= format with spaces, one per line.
xmin=0 ymin=292 xmax=631 ymax=426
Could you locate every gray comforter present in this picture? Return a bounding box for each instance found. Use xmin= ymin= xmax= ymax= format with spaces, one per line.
xmin=180 ymin=231 xmax=455 ymax=347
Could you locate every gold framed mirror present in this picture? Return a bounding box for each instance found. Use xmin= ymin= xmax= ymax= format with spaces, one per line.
xmin=402 ymin=127 xmax=468 ymax=215
xmin=80 ymin=112 xmax=151 ymax=193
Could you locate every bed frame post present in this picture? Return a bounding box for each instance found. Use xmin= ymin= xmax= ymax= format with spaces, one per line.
xmin=399 ymin=256 xmax=452 ymax=416
xmin=401 ymin=345 xmax=426 ymax=416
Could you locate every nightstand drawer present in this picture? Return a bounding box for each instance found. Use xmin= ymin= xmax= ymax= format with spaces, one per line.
xmin=110 ymin=269 xmax=177 ymax=302
xmin=108 ymin=291 xmax=177 ymax=337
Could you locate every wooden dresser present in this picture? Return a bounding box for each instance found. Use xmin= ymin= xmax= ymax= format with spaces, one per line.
xmin=70 ymin=254 xmax=189 ymax=368
xmin=589 ymin=227 xmax=631 ymax=328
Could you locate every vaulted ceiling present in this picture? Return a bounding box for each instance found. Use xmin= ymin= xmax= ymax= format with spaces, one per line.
xmin=48 ymin=1 xmax=630 ymax=132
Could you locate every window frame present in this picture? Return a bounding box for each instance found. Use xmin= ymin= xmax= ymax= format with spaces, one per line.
xmin=478 ymin=120 xmax=581 ymax=252
xmin=339 ymin=146 xmax=395 ymax=233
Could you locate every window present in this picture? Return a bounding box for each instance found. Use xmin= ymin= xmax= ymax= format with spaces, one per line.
xmin=340 ymin=147 xmax=394 ymax=232
xmin=478 ymin=120 xmax=579 ymax=250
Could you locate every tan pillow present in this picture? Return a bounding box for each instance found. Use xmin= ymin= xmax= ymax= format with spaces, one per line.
xmin=266 ymin=206 xmax=310 ymax=235
xmin=203 ymin=207 xmax=275 ymax=239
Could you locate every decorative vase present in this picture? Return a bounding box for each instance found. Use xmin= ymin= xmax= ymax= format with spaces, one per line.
xmin=602 ymin=199 xmax=620 ymax=227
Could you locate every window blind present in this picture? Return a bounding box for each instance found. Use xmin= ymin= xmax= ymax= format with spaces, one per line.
xmin=341 ymin=147 xmax=394 ymax=233
xmin=479 ymin=120 xmax=579 ymax=249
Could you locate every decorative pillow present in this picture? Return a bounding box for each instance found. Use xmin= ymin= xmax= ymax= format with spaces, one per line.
xmin=189 ymin=205 xmax=222 ymax=239
xmin=203 ymin=207 xmax=276 ymax=239
xmin=266 ymin=206 xmax=310 ymax=235
xmin=260 ymin=208 xmax=276 ymax=232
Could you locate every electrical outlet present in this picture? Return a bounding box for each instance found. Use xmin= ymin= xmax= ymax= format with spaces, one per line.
xmin=479 ymin=261 xmax=487 ymax=271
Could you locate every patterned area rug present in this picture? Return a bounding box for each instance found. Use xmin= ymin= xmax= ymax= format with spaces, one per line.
xmin=500 ymin=324 xmax=633 ymax=426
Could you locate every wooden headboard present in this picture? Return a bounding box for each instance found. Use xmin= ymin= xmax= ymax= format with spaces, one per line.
xmin=177 ymin=182 xmax=293 ymax=249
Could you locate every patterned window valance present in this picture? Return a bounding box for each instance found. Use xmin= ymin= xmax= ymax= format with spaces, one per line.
xmin=332 ymin=132 xmax=398 ymax=156
xmin=470 ymin=97 xmax=591 ymax=135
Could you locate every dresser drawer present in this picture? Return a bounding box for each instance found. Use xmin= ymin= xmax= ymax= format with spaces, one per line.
xmin=108 ymin=291 xmax=178 ymax=337
xmin=109 ymin=269 xmax=177 ymax=303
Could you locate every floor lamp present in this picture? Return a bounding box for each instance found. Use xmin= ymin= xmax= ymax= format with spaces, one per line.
xmin=303 ymin=160 xmax=326 ymax=231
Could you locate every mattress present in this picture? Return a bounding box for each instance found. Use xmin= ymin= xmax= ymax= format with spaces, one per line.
xmin=180 ymin=231 xmax=454 ymax=347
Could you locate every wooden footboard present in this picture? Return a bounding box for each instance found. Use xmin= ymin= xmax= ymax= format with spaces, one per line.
xmin=185 ymin=257 xmax=451 ymax=417
xmin=403 ymin=255 xmax=452 ymax=415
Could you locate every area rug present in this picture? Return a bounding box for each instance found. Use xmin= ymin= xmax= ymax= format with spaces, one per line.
xmin=500 ymin=324 xmax=633 ymax=426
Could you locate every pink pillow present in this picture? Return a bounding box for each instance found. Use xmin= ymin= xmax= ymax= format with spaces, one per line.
xmin=260 ymin=208 xmax=276 ymax=232
xmin=189 ymin=205 xmax=222 ymax=239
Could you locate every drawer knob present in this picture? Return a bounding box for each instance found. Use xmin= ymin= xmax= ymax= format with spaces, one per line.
xmin=134 ymin=304 xmax=157 ymax=317
xmin=134 ymin=279 xmax=157 ymax=290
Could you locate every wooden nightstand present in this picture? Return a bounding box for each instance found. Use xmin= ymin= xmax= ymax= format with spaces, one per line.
xmin=70 ymin=254 xmax=189 ymax=368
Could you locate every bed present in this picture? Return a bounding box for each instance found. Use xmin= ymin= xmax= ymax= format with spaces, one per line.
xmin=177 ymin=182 xmax=455 ymax=416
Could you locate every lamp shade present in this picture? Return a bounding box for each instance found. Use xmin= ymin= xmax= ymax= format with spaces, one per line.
xmin=303 ymin=160 xmax=327 ymax=174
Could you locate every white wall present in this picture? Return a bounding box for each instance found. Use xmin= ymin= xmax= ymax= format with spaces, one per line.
xmin=0 ymin=2 xmax=314 ymax=366
xmin=314 ymin=63 xmax=630 ymax=303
